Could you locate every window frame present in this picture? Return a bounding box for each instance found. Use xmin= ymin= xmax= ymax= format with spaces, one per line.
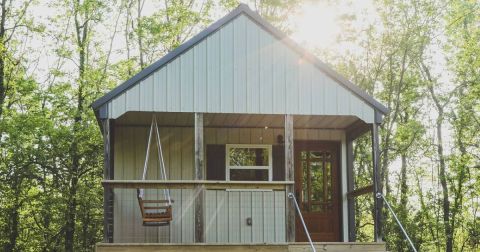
xmin=225 ymin=144 xmax=273 ymax=181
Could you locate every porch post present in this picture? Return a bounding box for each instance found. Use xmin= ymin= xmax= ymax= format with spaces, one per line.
xmin=102 ymin=119 xmax=114 ymax=243
xmin=371 ymin=122 xmax=383 ymax=242
xmin=194 ymin=113 xmax=205 ymax=243
xmin=346 ymin=136 xmax=356 ymax=242
xmin=285 ymin=114 xmax=295 ymax=242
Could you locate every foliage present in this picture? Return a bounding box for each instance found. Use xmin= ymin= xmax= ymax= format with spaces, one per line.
xmin=0 ymin=0 xmax=478 ymax=251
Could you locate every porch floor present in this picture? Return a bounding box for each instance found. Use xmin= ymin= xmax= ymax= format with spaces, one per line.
xmin=96 ymin=242 xmax=387 ymax=252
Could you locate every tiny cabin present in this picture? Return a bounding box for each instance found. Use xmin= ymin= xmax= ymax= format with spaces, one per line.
xmin=93 ymin=4 xmax=388 ymax=251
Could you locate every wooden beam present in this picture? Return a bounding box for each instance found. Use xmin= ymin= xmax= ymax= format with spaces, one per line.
xmin=285 ymin=114 xmax=295 ymax=242
xmin=371 ymin=123 xmax=383 ymax=242
xmin=347 ymin=185 xmax=374 ymax=199
xmin=346 ymin=139 xmax=356 ymax=242
xmin=102 ymin=119 xmax=114 ymax=243
xmin=346 ymin=120 xmax=370 ymax=141
xmin=194 ymin=113 xmax=205 ymax=243
xmin=102 ymin=180 xmax=293 ymax=190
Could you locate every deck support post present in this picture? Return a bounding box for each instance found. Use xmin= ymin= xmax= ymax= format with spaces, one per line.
xmin=285 ymin=114 xmax=295 ymax=242
xmin=194 ymin=113 xmax=205 ymax=243
xmin=102 ymin=119 xmax=114 ymax=243
xmin=346 ymin=136 xmax=356 ymax=242
xmin=371 ymin=122 xmax=383 ymax=242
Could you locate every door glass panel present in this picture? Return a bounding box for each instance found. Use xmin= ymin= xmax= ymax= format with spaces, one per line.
xmin=299 ymin=150 xmax=334 ymax=213
xmin=301 ymin=156 xmax=308 ymax=210
xmin=310 ymin=160 xmax=323 ymax=203
xmin=326 ymin=158 xmax=332 ymax=202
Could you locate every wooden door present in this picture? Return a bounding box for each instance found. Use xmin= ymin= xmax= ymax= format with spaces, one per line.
xmin=294 ymin=141 xmax=340 ymax=242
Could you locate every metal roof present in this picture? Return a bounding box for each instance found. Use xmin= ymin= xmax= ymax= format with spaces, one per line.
xmin=91 ymin=4 xmax=388 ymax=115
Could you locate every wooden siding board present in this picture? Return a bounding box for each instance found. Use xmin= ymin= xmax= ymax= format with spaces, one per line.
xmin=324 ymin=76 xmax=338 ymax=115
xmin=216 ymin=190 xmax=228 ymax=243
xmin=205 ymin=190 xmax=217 ymax=243
xmin=194 ymin=41 xmax=207 ymax=111
xmin=113 ymin=127 xmax=123 ymax=242
xmin=311 ymin=70 xmax=325 ymax=114
xmin=259 ymin=29 xmax=273 ymax=113
xmin=220 ymin=23 xmax=234 ymax=113
xmin=252 ymin=192 xmax=264 ymax=243
xmin=180 ymin=50 xmax=194 ymax=112
xmin=272 ymin=38 xmax=286 ymax=114
xmin=182 ymin=189 xmax=195 ymax=242
xmin=167 ymin=60 xmax=181 ymax=112
xmin=228 ymin=191 xmax=240 ymax=242
xmin=137 ymin=127 xmax=149 ymax=242
xmin=337 ymin=84 xmax=349 ymax=116
xmin=139 ymin=75 xmax=154 ymax=111
xmin=299 ymin=60 xmax=312 ymax=114
xmin=123 ymin=127 xmax=136 ymax=242
xmin=240 ymin=192 xmax=252 ymax=243
xmin=233 ymin=15 xmax=247 ymax=113
xmin=246 ymin=20 xmax=260 ymax=113
xmin=171 ymin=128 xmax=183 ymax=242
xmin=285 ymin=50 xmax=299 ymax=114
xmin=153 ymin=69 xmax=167 ymax=111
xmin=274 ymin=191 xmax=286 ymax=242
xmin=159 ymin=128 xmax=171 ymax=242
xmin=263 ymin=191 xmax=275 ymax=243
xmin=206 ymin=33 xmax=221 ymax=113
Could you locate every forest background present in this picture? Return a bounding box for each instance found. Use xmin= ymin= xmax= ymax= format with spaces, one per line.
xmin=0 ymin=0 xmax=478 ymax=251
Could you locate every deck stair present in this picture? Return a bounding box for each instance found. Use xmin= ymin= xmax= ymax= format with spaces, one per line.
xmin=96 ymin=242 xmax=387 ymax=252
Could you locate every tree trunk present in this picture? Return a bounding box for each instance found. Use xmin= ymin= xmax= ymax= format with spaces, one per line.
xmin=4 ymin=180 xmax=20 ymax=252
xmin=64 ymin=3 xmax=88 ymax=249
xmin=435 ymin=112 xmax=452 ymax=252
xmin=136 ymin=0 xmax=144 ymax=68
xmin=0 ymin=0 xmax=7 ymax=119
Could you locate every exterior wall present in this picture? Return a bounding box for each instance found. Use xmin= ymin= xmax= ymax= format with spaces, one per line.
xmin=113 ymin=126 xmax=347 ymax=243
xmin=113 ymin=127 xmax=195 ymax=243
xmin=104 ymin=14 xmax=375 ymax=123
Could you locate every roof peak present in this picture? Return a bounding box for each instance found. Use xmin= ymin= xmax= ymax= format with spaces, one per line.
xmin=92 ymin=3 xmax=388 ymax=116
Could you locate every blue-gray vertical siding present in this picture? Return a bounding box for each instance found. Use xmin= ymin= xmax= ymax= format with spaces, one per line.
xmin=104 ymin=14 xmax=375 ymax=123
xmin=112 ymin=126 xmax=346 ymax=243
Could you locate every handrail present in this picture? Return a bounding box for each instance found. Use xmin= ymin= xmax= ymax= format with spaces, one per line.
xmin=102 ymin=180 xmax=293 ymax=190
xmin=376 ymin=193 xmax=417 ymax=252
xmin=347 ymin=184 xmax=374 ymax=199
xmin=287 ymin=192 xmax=316 ymax=252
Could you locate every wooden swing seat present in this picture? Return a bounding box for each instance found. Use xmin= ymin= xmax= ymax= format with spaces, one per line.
xmin=137 ymin=196 xmax=174 ymax=226
xmin=136 ymin=117 xmax=174 ymax=227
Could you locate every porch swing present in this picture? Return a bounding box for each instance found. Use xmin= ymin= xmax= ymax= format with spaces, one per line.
xmin=137 ymin=116 xmax=173 ymax=226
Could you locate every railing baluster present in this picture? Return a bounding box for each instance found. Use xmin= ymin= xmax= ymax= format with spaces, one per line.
xmin=287 ymin=192 xmax=316 ymax=252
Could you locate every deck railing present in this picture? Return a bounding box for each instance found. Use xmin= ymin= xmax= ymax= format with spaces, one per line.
xmin=102 ymin=180 xmax=293 ymax=190
xmin=287 ymin=192 xmax=316 ymax=252
xmin=376 ymin=193 xmax=417 ymax=252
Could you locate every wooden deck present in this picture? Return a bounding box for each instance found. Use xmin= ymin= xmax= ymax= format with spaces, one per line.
xmin=96 ymin=242 xmax=387 ymax=252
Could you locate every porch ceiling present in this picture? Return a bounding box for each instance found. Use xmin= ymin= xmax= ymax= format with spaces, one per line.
xmin=115 ymin=112 xmax=359 ymax=129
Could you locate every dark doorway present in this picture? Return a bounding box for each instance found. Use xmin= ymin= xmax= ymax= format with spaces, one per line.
xmin=294 ymin=141 xmax=341 ymax=242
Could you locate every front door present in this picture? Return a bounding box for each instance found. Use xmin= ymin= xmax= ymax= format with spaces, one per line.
xmin=294 ymin=141 xmax=340 ymax=242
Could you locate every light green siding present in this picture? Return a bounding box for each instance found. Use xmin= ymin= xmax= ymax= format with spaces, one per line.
xmin=104 ymin=14 xmax=375 ymax=123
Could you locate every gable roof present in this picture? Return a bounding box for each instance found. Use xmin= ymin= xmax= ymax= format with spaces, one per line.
xmin=91 ymin=4 xmax=388 ymax=115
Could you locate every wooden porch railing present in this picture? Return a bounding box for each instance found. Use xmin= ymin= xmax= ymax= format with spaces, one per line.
xmin=347 ymin=184 xmax=374 ymax=199
xmin=102 ymin=180 xmax=294 ymax=190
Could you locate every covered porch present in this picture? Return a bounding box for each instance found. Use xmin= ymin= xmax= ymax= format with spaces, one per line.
xmin=100 ymin=111 xmax=383 ymax=245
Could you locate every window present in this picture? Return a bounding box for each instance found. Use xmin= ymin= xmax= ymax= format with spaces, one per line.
xmin=226 ymin=144 xmax=272 ymax=181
